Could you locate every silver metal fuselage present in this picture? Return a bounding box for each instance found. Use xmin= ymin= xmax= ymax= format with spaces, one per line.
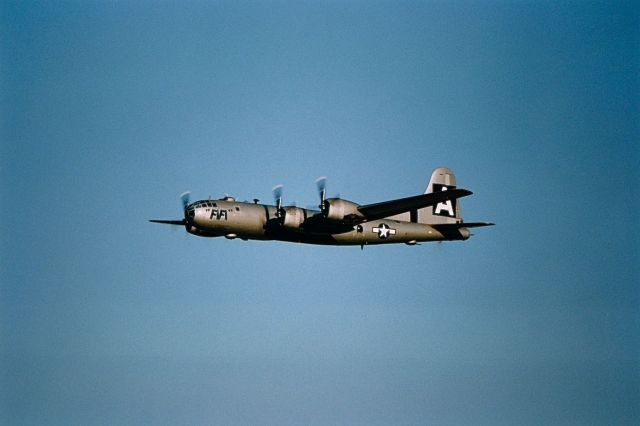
xmin=185 ymin=199 xmax=468 ymax=245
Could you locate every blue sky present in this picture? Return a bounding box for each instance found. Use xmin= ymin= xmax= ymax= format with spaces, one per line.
xmin=1 ymin=1 xmax=638 ymax=424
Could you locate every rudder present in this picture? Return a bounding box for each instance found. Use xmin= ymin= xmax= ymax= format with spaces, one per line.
xmin=418 ymin=167 xmax=462 ymax=224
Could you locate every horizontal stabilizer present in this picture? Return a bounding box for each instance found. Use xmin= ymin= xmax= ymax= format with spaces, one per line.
xmin=431 ymin=222 xmax=494 ymax=230
xmin=149 ymin=219 xmax=185 ymax=225
xmin=448 ymin=222 xmax=494 ymax=228
xmin=358 ymin=188 xmax=472 ymax=221
xmin=430 ymin=222 xmax=494 ymax=240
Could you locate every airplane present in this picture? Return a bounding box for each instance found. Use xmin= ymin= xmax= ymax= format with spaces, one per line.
xmin=150 ymin=167 xmax=493 ymax=247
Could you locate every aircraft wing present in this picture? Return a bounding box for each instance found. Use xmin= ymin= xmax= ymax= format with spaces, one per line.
xmin=431 ymin=222 xmax=495 ymax=231
xmin=149 ymin=219 xmax=185 ymax=225
xmin=357 ymin=188 xmax=472 ymax=221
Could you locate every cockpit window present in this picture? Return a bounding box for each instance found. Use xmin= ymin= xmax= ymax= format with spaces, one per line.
xmin=194 ymin=201 xmax=217 ymax=208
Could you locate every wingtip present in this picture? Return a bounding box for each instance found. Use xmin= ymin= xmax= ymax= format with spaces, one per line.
xmin=149 ymin=219 xmax=185 ymax=225
xmin=461 ymin=222 xmax=495 ymax=228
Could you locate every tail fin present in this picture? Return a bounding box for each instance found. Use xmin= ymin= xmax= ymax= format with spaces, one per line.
xmin=418 ymin=167 xmax=462 ymax=225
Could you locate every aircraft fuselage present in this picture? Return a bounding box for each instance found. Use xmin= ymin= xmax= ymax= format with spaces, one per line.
xmin=184 ymin=199 xmax=469 ymax=245
xmin=150 ymin=168 xmax=493 ymax=246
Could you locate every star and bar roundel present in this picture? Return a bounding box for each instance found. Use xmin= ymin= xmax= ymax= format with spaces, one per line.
xmin=372 ymin=223 xmax=396 ymax=239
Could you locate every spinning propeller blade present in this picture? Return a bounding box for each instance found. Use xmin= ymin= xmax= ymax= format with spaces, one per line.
xmin=315 ymin=176 xmax=327 ymax=211
xmin=149 ymin=191 xmax=190 ymax=226
xmin=272 ymin=184 xmax=283 ymax=211
xmin=180 ymin=191 xmax=191 ymax=210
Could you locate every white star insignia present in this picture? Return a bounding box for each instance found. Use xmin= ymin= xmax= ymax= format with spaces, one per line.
xmin=372 ymin=223 xmax=396 ymax=239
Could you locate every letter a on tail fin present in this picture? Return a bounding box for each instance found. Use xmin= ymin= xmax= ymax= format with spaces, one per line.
xmin=419 ymin=167 xmax=462 ymax=225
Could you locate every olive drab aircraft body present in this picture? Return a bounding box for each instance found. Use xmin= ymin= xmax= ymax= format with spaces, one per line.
xmin=150 ymin=167 xmax=493 ymax=247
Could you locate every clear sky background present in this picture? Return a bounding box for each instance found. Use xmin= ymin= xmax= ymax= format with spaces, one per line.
xmin=1 ymin=1 xmax=638 ymax=425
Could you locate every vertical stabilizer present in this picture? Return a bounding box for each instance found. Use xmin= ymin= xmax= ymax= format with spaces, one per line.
xmin=418 ymin=167 xmax=462 ymax=224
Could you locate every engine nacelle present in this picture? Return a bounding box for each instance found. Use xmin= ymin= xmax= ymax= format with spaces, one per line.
xmin=323 ymin=198 xmax=365 ymax=222
xmin=280 ymin=207 xmax=305 ymax=229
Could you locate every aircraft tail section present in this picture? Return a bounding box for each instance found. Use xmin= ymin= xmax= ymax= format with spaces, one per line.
xmin=418 ymin=167 xmax=462 ymax=225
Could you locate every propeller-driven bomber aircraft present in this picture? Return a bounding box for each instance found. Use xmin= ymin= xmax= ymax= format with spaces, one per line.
xmin=150 ymin=167 xmax=493 ymax=247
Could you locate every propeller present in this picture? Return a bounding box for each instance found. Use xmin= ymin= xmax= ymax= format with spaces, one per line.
xmin=149 ymin=191 xmax=191 ymax=228
xmin=180 ymin=191 xmax=191 ymax=211
xmin=149 ymin=190 xmax=190 ymax=227
xmin=180 ymin=191 xmax=191 ymax=229
xmin=315 ymin=176 xmax=327 ymax=212
xmin=272 ymin=184 xmax=283 ymax=212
